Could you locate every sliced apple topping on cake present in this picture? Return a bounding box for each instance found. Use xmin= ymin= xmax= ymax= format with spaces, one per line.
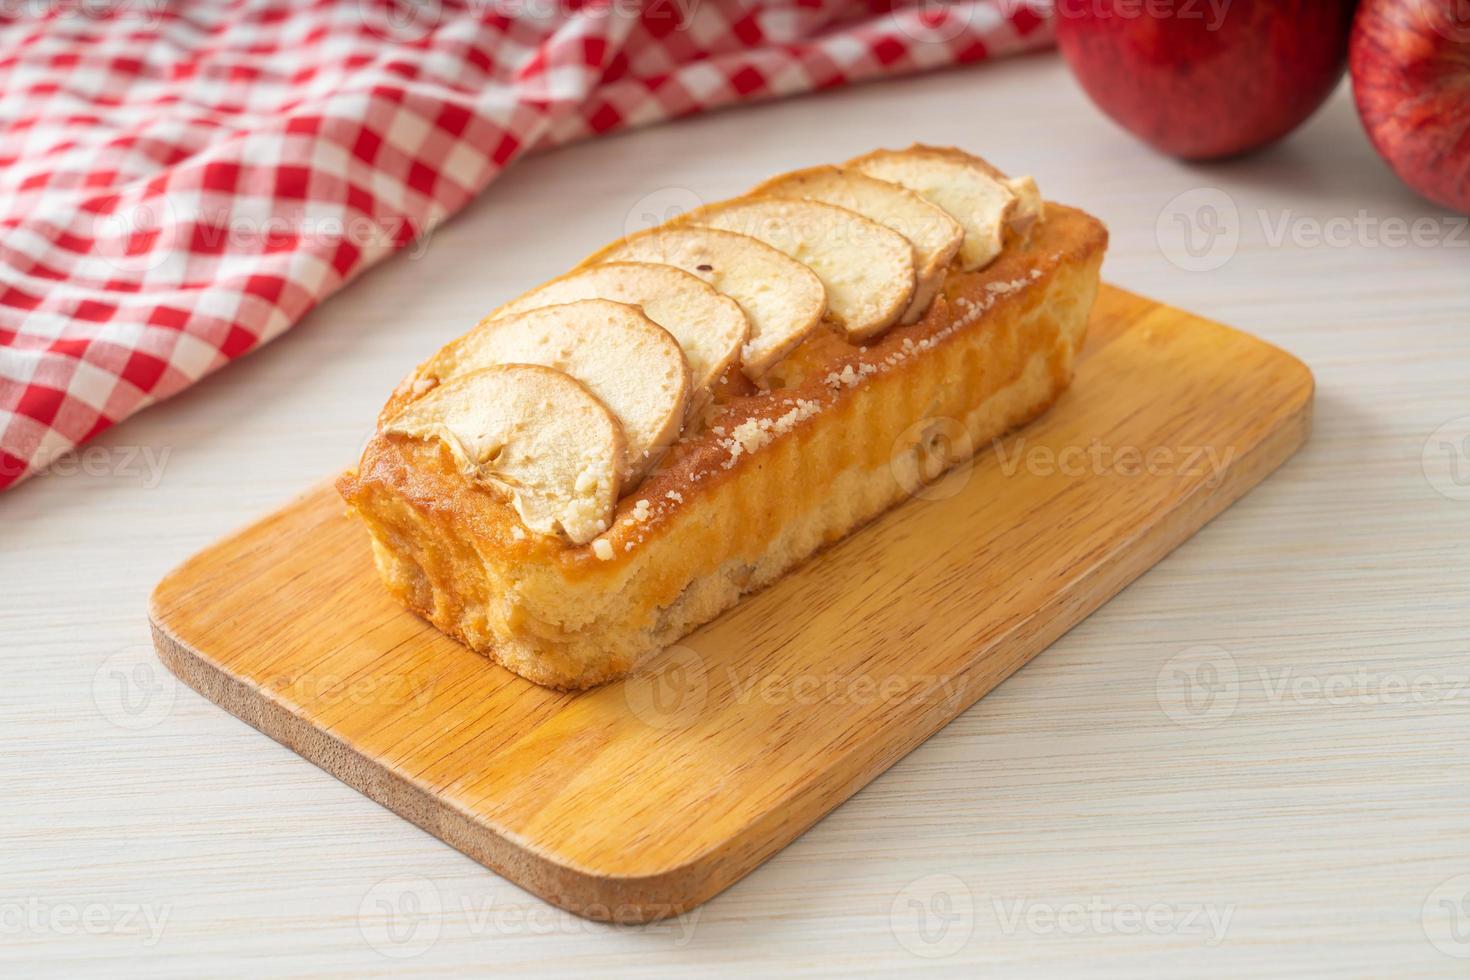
xmin=384 ymin=364 xmax=624 ymax=545
xmin=685 ymin=197 xmax=916 ymax=341
xmin=754 ymin=166 xmax=963 ymax=324
xmin=1002 ymin=174 xmax=1045 ymax=237
xmin=419 ymin=299 xmax=689 ymax=488
xmin=848 ymin=145 xmax=1042 ymax=272
xmin=584 ymin=226 xmax=825 ymax=380
xmin=488 ymin=262 xmax=749 ymax=400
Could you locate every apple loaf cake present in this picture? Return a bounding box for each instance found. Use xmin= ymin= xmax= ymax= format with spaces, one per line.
xmin=338 ymin=145 xmax=1109 ymax=689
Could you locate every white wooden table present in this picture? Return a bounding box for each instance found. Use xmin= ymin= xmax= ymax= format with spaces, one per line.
xmin=5 ymin=53 xmax=1469 ymax=977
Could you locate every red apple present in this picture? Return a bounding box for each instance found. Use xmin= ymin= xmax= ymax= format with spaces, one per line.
xmin=1054 ymin=0 xmax=1356 ymax=160
xmin=1350 ymin=0 xmax=1470 ymax=214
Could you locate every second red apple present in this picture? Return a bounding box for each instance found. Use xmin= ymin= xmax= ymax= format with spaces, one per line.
xmin=1350 ymin=0 xmax=1470 ymax=215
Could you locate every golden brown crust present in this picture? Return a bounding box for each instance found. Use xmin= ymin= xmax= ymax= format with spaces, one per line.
xmin=338 ymin=204 xmax=1108 ymax=688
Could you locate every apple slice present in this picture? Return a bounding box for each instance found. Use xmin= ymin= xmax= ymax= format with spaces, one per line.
xmin=384 ymin=364 xmax=624 ymax=545
xmin=1003 ymin=174 xmax=1045 ymax=238
xmin=753 ymin=166 xmax=963 ymax=324
xmin=848 ymin=146 xmax=1041 ymax=271
xmin=685 ymin=197 xmax=915 ymax=342
xmin=422 ymin=299 xmax=689 ymax=489
xmin=488 ymin=262 xmax=749 ymax=398
xmin=584 ymin=226 xmax=825 ymax=381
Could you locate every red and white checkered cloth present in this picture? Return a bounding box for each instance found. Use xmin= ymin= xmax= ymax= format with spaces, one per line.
xmin=0 ymin=0 xmax=1051 ymax=491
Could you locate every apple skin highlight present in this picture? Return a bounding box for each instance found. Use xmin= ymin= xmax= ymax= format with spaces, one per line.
xmin=1350 ymin=0 xmax=1470 ymax=215
xmin=1054 ymin=0 xmax=1356 ymax=160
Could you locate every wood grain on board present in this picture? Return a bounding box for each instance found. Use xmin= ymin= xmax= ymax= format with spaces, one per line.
xmin=149 ymin=285 xmax=1313 ymax=922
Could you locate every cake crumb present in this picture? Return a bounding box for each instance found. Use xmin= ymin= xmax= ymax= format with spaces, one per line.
xmin=824 ymin=364 xmax=861 ymax=389
xmin=592 ymin=539 xmax=614 ymax=561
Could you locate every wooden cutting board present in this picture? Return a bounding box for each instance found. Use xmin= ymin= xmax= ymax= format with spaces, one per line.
xmin=150 ymin=285 xmax=1313 ymax=922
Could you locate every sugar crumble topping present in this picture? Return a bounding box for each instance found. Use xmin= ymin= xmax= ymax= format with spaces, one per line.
xmin=823 ymin=362 xmax=878 ymax=389
xmin=718 ymin=397 xmax=822 ymax=469
xmin=596 ymin=261 xmax=1051 ymax=523
xmin=819 ymin=271 xmax=1043 ymax=393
